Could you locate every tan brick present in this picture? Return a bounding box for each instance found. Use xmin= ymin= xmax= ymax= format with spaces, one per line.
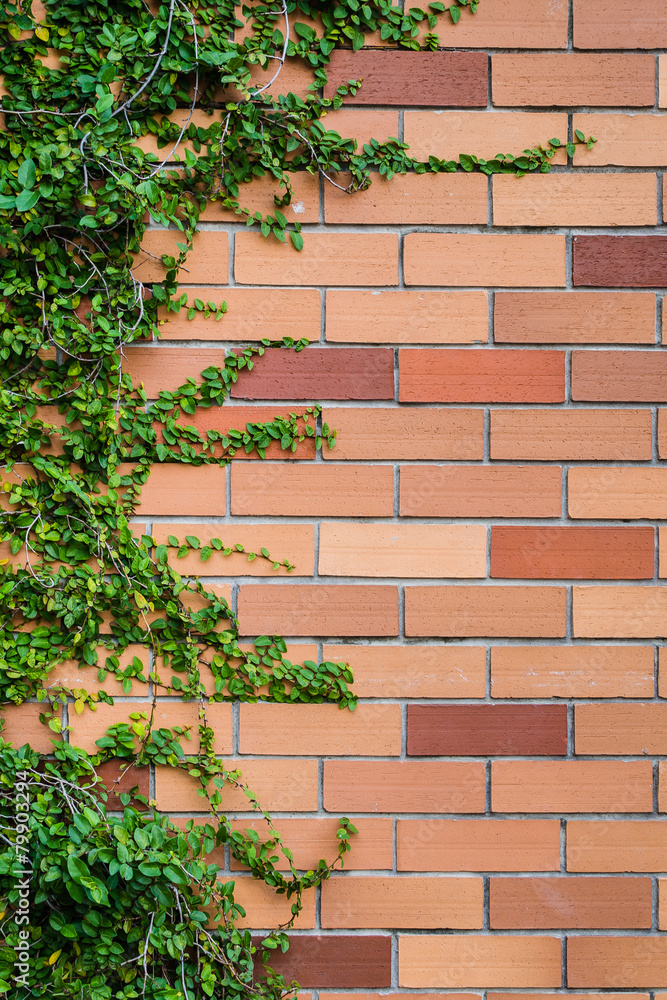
xmin=397 ymin=819 xmax=560 ymax=872
xmin=133 ymin=230 xmax=229 ymax=284
xmin=235 ymin=232 xmax=399 ymax=286
xmin=492 ymin=760 xmax=653 ymax=813
xmin=238 ymin=584 xmax=399 ymax=637
xmin=573 ymin=114 xmax=667 ymax=167
xmin=405 ymin=586 xmax=567 ymax=638
xmin=323 ymin=407 xmax=484 ymax=460
xmin=492 ymin=54 xmax=655 ymax=107
xmin=576 ymin=704 xmax=667 ymax=754
xmin=325 ymin=172 xmax=487 ymax=225
xmin=574 ymin=586 xmax=667 ymax=639
xmin=152 ymin=523 xmax=315 ymax=577
xmin=491 ymin=645 xmax=655 ymax=699
xmin=569 ymin=467 xmax=667 ymax=519
xmin=158 ymin=287 xmax=321 ymax=341
xmin=230 ymin=816 xmax=393 ymax=871
xmin=1 ymin=703 xmax=61 ymax=753
xmin=491 ymin=408 xmax=652 ymax=461
xmin=495 ymin=292 xmax=656 ymax=345
xmin=574 ymin=0 xmax=667 ymax=48
xmin=128 ymin=463 xmax=226 ymax=516
xmin=319 ymin=523 xmax=486 ymax=579
xmin=239 ymin=703 xmax=401 ymax=756
xmin=155 ymin=759 xmax=319 ymax=812
xmin=399 ymin=935 xmax=562 ymax=988
xmin=568 ymin=820 xmax=667 ymax=873
xmin=68 ymin=701 xmax=232 ymax=755
xmin=231 ymin=464 xmax=393 ymax=517
xmin=493 ymin=173 xmax=657 ymax=227
xmin=401 ymin=465 xmax=562 ymax=518
xmin=403 ymin=111 xmax=568 ymax=163
xmin=323 ymin=644 xmax=486 ymax=699
xmin=325 ymin=290 xmax=488 ymax=344
xmin=324 ymin=761 xmax=486 ymax=814
xmin=404 ymin=234 xmax=566 ymax=287
xmin=321 ymin=876 xmax=483 ymax=930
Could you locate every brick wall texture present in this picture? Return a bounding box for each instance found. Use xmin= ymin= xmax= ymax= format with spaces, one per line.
xmin=16 ymin=0 xmax=667 ymax=990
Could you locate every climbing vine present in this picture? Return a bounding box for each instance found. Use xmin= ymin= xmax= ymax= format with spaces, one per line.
xmin=0 ymin=0 xmax=595 ymax=996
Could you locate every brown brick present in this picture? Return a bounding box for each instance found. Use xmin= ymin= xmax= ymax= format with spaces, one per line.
xmin=573 ymin=114 xmax=667 ymax=167
xmin=133 ymin=230 xmax=228 ymax=284
xmin=573 ymin=586 xmax=667 ymax=639
xmin=405 ymin=585 xmax=567 ymax=638
xmin=569 ymin=467 xmax=667 ymax=519
xmin=239 ymin=703 xmax=401 ymax=756
xmin=490 ymin=876 xmax=652 ymax=929
xmin=401 ymin=465 xmax=562 ymax=518
xmin=325 ymin=290 xmax=488 ymax=344
xmin=319 ymin=523 xmax=487 ymax=579
xmin=568 ymin=820 xmax=667 ymax=873
xmin=404 ymin=234 xmax=566 ymax=287
xmin=491 ymin=526 xmax=654 ymax=580
xmin=399 ymin=349 xmax=565 ymax=403
xmin=573 ymin=350 xmax=667 ymax=401
xmin=230 ymin=816 xmax=393 ymax=871
xmin=324 ymin=761 xmax=486 ymax=814
xmin=321 ymin=876 xmax=483 ymax=930
xmin=234 ymin=232 xmax=398 ymax=286
xmin=231 ymin=464 xmax=393 ymax=517
xmin=493 ymin=173 xmax=657 ymax=227
xmin=490 ymin=409 xmax=652 ymax=461
xmin=325 ymin=172 xmax=487 ymax=224
xmin=257 ymin=935 xmax=391 ymax=988
xmin=230 ymin=347 xmax=394 ymax=401
xmin=0 ymin=703 xmax=61 ymax=753
xmin=568 ymin=937 xmax=667 ymax=988
xmin=155 ymin=759 xmax=318 ymax=812
xmin=322 ymin=407 xmax=484 ymax=460
xmin=399 ymin=935 xmax=562 ymax=988
xmin=491 ymin=645 xmax=655 ymax=699
xmin=492 ymin=760 xmax=653 ymax=813
xmin=397 ymin=819 xmax=561 ymax=872
xmin=492 ymin=54 xmax=655 ymax=107
xmin=494 ymin=292 xmax=656 ymax=345
xmin=408 ymin=704 xmax=567 ymax=756
xmin=576 ymin=703 xmax=667 ymax=755
xmin=324 ymin=50 xmax=488 ymax=107
xmin=238 ymin=584 xmax=399 ymax=637
xmin=159 ymin=288 xmax=321 ymax=341
xmin=574 ymin=0 xmax=667 ymax=48
xmin=323 ymin=644 xmax=486 ymax=699
xmin=574 ymin=236 xmax=667 ymax=288
xmin=404 ymin=111 xmax=568 ymax=163
xmin=152 ymin=523 xmax=314 ymax=577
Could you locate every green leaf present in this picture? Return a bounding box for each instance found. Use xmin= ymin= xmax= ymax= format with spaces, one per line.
xmin=18 ymin=158 xmax=36 ymax=189
xmin=290 ymin=231 xmax=304 ymax=251
xmin=15 ymin=189 xmax=39 ymax=212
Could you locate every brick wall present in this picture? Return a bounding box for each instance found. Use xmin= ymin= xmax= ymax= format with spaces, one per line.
xmin=16 ymin=0 xmax=667 ymax=990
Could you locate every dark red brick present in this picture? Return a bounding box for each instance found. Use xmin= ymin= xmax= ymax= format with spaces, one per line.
xmin=572 ymin=351 xmax=667 ymax=402
xmin=324 ymin=50 xmax=488 ymax=107
xmin=573 ymin=236 xmax=667 ymax=288
xmin=399 ymin=349 xmax=565 ymax=403
xmin=490 ymin=527 xmax=654 ymax=580
xmin=95 ymin=760 xmax=149 ymax=805
xmin=407 ymin=704 xmax=568 ymax=756
xmin=255 ymin=934 xmax=392 ymax=987
xmin=230 ymin=348 xmax=394 ymax=401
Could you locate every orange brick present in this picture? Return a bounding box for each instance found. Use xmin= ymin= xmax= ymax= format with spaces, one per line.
xmin=323 ymin=644 xmax=486 ymax=699
xmin=574 ymin=0 xmax=667 ymax=48
xmin=403 ymin=111 xmax=568 ymax=163
xmin=234 ymin=232 xmax=398 ymax=286
xmin=325 ymin=172 xmax=487 ymax=225
xmin=397 ymin=819 xmax=560 ymax=872
xmin=492 ymin=54 xmax=655 ymax=107
xmin=405 ymin=586 xmax=566 ymax=639
xmin=324 ymin=761 xmax=486 ymax=814
xmin=399 ymin=349 xmax=565 ymax=403
xmin=155 ymin=759 xmax=319 ymax=812
xmin=158 ymin=288 xmax=321 ymax=341
xmin=660 ymin=878 xmax=667 ymax=930
xmin=401 ymin=465 xmax=562 ymax=518
xmin=494 ymin=292 xmax=656 ymax=345
xmin=661 ymin=761 xmax=667 ymax=812
xmin=493 ymin=173 xmax=656 ymax=227
xmin=199 ymin=172 xmax=319 ymax=224
xmin=50 ymin=644 xmax=150 ymax=698
xmin=239 ymin=703 xmax=401 ymax=756
xmin=152 ymin=523 xmax=314 ymax=577
xmin=491 ymin=526 xmax=654 ymax=580
xmin=124 ymin=346 xmax=225 ymax=396
xmin=569 ymin=467 xmax=667 ymax=519
xmin=659 ymin=647 xmax=667 ymax=697
xmin=1 ymin=703 xmax=61 ymax=753
xmin=494 ymin=876 xmax=651 ymax=930
xmin=231 ymin=464 xmax=393 ymax=517
xmin=134 ymin=108 xmax=232 ymax=159
xmin=404 ymin=234 xmax=566 ymax=287
xmin=241 ymin=56 xmax=314 ymax=100
xmin=325 ymin=290 xmax=488 ymax=344
xmin=133 ymin=230 xmax=229 ymax=284
xmin=399 ymin=935 xmax=562 ymax=988
xmin=68 ymin=701 xmax=232 ymax=755
xmin=661 ymin=57 xmax=667 ymax=109
xmin=568 ymin=937 xmax=667 ymax=988
xmin=238 ymin=584 xmax=399 ymax=637
xmin=491 ymin=645 xmax=654 ymax=699
xmin=424 ymin=0 xmax=567 ymax=47
xmin=319 ymin=523 xmax=486 ymax=579
xmin=567 ymin=821 xmax=667 ymax=873
xmin=322 ymin=407 xmax=484 ymax=460
xmin=491 ymin=409 xmax=652 ymax=460
xmin=129 ymin=463 xmax=226 ymax=516
xmin=576 ymin=703 xmax=667 ymax=755
xmin=573 ymin=586 xmax=667 ymax=639
xmin=232 ymin=875 xmax=316 ymax=929
xmin=320 ymin=108 xmax=400 ymax=147
xmin=492 ymin=760 xmax=653 ymax=814
xmin=321 ymin=876 xmax=483 ymax=930
xmin=230 ymin=816 xmax=393 ymax=871
xmin=660 ymin=410 xmax=667 ymax=457
xmin=659 ymin=527 xmax=667 ymax=577
xmin=573 ymin=114 xmax=667 ymax=167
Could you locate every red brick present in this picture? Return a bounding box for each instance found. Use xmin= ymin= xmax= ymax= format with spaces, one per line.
xmin=574 ymin=236 xmax=667 ymax=288
xmin=397 ymin=819 xmax=561 ymax=872
xmin=407 ymin=704 xmax=567 ymax=756
xmin=573 ymin=351 xmax=667 ymax=401
xmin=321 ymin=876 xmax=483 ymax=930
xmin=401 ymin=465 xmax=562 ymax=518
xmin=234 ymin=232 xmax=398 ymax=286
xmin=491 ymin=527 xmax=654 ymax=580
xmin=257 ymin=935 xmax=391 ymax=988
xmin=494 ymin=292 xmax=656 ymax=345
xmin=231 ymin=464 xmax=393 ymax=517
xmin=324 ymin=50 xmax=487 ymax=107
xmin=490 ymin=408 xmax=652 ymax=461
xmin=325 ymin=290 xmax=488 ymax=345
xmin=324 ymin=761 xmax=486 ymax=814
xmin=574 ymin=0 xmax=667 ymax=48
xmin=399 ymin=349 xmax=565 ymax=404
xmin=492 ymin=53 xmax=655 ymax=107
xmin=399 ymin=935 xmax=562 ymax=988
xmin=568 ymin=937 xmax=667 ymax=988
xmin=405 ymin=586 xmax=567 ymax=638
xmin=230 ymin=348 xmax=394 ymax=401
xmin=492 ymin=760 xmax=653 ymax=813
xmin=490 ymin=876 xmax=652 ymax=929
xmin=322 ymin=407 xmax=484 ymax=460
xmin=238 ymin=584 xmax=399 ymax=637
xmin=491 ymin=645 xmax=655 ymax=699
xmin=404 ymin=234 xmax=566 ymax=287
